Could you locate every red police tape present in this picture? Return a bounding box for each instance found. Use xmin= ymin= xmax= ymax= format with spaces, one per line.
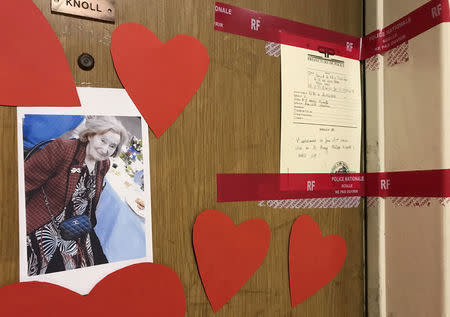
xmin=214 ymin=0 xmax=450 ymax=60
xmin=217 ymin=170 xmax=450 ymax=202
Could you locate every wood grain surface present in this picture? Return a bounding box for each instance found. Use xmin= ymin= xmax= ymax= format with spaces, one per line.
xmin=0 ymin=0 xmax=363 ymax=316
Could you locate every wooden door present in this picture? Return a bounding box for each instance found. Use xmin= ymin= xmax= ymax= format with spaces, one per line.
xmin=0 ymin=0 xmax=363 ymax=315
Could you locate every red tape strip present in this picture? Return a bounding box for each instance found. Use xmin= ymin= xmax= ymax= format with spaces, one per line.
xmin=214 ymin=2 xmax=361 ymax=60
xmin=215 ymin=0 xmax=450 ymax=60
xmin=362 ymin=0 xmax=450 ymax=59
xmin=217 ymin=170 xmax=450 ymax=202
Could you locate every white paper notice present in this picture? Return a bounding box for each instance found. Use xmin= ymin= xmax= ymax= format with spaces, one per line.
xmin=280 ymin=45 xmax=362 ymax=174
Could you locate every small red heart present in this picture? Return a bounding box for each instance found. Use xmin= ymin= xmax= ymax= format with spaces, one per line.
xmin=111 ymin=23 xmax=209 ymax=138
xmin=0 ymin=263 xmax=185 ymax=316
xmin=0 ymin=0 xmax=80 ymax=107
xmin=289 ymin=215 xmax=347 ymax=307
xmin=193 ymin=209 xmax=270 ymax=312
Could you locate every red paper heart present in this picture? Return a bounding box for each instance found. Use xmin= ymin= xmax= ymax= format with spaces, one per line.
xmin=111 ymin=23 xmax=209 ymax=138
xmin=0 ymin=0 xmax=79 ymax=107
xmin=0 ymin=263 xmax=185 ymax=316
xmin=193 ymin=209 xmax=270 ymax=312
xmin=289 ymin=215 xmax=347 ymax=307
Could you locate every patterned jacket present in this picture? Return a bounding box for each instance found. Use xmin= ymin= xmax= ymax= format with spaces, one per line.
xmin=25 ymin=138 xmax=110 ymax=234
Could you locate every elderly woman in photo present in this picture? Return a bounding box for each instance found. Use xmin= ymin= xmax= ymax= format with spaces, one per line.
xmin=25 ymin=116 xmax=128 ymax=275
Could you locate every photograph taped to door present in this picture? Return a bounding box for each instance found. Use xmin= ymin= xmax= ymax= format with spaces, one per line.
xmin=17 ymin=88 xmax=152 ymax=294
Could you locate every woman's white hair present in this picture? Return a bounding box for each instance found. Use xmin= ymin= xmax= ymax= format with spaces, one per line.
xmin=79 ymin=116 xmax=129 ymax=157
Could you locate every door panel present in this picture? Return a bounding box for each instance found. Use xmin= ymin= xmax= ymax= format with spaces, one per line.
xmin=0 ymin=1 xmax=363 ymax=315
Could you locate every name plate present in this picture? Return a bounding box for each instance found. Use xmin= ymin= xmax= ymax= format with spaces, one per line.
xmin=51 ymin=0 xmax=115 ymax=22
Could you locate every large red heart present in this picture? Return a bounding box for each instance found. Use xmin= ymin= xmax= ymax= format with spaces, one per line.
xmin=0 ymin=0 xmax=79 ymax=107
xmin=289 ymin=215 xmax=347 ymax=307
xmin=193 ymin=209 xmax=270 ymax=312
xmin=111 ymin=23 xmax=209 ymax=138
xmin=0 ymin=263 xmax=185 ymax=316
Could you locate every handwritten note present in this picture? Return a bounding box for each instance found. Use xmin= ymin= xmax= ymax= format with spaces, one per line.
xmin=280 ymin=45 xmax=361 ymax=174
xmin=295 ymin=136 xmax=355 ymax=159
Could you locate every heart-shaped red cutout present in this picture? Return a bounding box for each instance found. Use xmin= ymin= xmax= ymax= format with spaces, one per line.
xmin=0 ymin=0 xmax=79 ymax=107
xmin=0 ymin=263 xmax=185 ymax=316
xmin=193 ymin=209 xmax=270 ymax=312
xmin=111 ymin=23 xmax=209 ymax=138
xmin=289 ymin=215 xmax=347 ymax=307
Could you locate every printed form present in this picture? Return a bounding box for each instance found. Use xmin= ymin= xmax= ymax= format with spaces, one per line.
xmin=280 ymin=44 xmax=362 ymax=175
